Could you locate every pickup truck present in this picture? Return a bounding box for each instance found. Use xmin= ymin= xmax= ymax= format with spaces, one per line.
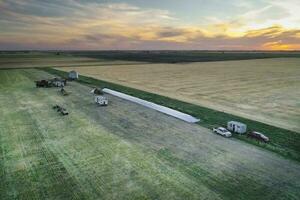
xmin=212 ymin=127 xmax=232 ymax=137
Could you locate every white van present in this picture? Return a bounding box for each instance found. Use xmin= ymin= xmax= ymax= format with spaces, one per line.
xmin=95 ymin=96 xmax=108 ymax=106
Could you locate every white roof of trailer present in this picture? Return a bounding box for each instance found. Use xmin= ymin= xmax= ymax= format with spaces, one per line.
xmin=228 ymin=121 xmax=246 ymax=126
xmin=95 ymin=95 xmax=107 ymax=100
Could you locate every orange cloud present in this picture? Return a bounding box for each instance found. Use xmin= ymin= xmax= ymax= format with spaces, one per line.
xmin=263 ymin=41 xmax=300 ymax=50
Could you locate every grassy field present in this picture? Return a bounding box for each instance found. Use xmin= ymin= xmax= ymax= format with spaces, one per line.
xmin=1 ymin=69 xmax=300 ymax=200
xmin=57 ymin=58 xmax=300 ymax=133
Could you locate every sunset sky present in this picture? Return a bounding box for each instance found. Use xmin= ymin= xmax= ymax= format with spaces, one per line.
xmin=0 ymin=0 xmax=300 ymax=50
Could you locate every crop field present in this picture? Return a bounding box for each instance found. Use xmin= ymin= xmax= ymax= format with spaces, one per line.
xmin=1 ymin=69 xmax=300 ymax=199
xmin=58 ymin=58 xmax=300 ymax=133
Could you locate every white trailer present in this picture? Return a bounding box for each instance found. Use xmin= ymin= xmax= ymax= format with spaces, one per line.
xmin=95 ymin=96 xmax=108 ymax=106
xmin=227 ymin=121 xmax=247 ymax=134
xmin=68 ymin=70 xmax=79 ymax=80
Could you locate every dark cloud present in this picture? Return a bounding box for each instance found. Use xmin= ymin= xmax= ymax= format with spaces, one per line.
xmin=0 ymin=0 xmax=75 ymax=18
xmin=157 ymin=29 xmax=187 ymax=38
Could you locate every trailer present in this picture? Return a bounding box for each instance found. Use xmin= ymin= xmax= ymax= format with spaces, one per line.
xmin=68 ymin=70 xmax=79 ymax=80
xmin=227 ymin=121 xmax=247 ymax=134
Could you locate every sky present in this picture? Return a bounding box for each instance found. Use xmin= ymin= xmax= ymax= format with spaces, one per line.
xmin=0 ymin=0 xmax=300 ymax=50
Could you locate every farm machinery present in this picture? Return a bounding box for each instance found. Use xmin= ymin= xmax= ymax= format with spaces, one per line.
xmin=35 ymin=78 xmax=67 ymax=88
xmin=90 ymin=88 xmax=104 ymax=95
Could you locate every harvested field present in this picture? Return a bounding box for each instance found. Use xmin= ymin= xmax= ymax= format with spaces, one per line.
xmin=58 ymin=58 xmax=300 ymax=133
xmin=1 ymin=69 xmax=300 ymax=199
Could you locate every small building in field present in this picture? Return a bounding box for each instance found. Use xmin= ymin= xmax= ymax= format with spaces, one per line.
xmin=227 ymin=121 xmax=247 ymax=134
xmin=95 ymin=96 xmax=108 ymax=106
xmin=68 ymin=70 xmax=79 ymax=80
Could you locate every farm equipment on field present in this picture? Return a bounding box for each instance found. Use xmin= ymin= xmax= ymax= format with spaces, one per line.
xmin=53 ymin=105 xmax=69 ymax=115
xmin=35 ymin=80 xmax=52 ymax=88
xmin=90 ymin=88 xmax=104 ymax=95
xmin=35 ymin=78 xmax=67 ymax=88
xmin=60 ymin=87 xmax=69 ymax=96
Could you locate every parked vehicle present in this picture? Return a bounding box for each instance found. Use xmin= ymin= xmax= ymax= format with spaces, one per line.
xmin=212 ymin=127 xmax=232 ymax=137
xmin=95 ymin=96 xmax=108 ymax=106
xmin=68 ymin=70 xmax=79 ymax=80
xmin=247 ymin=131 xmax=269 ymax=142
xmin=227 ymin=121 xmax=247 ymax=134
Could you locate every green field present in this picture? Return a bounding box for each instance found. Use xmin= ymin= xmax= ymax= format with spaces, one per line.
xmin=1 ymin=69 xmax=300 ymax=200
